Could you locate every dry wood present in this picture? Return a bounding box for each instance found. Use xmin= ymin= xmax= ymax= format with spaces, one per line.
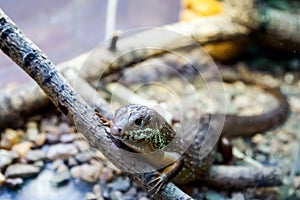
xmin=202 ymin=165 xmax=282 ymax=189
xmin=256 ymin=6 xmax=300 ymax=51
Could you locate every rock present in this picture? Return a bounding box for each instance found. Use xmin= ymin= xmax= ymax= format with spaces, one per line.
xmin=93 ymin=184 xmax=104 ymax=200
xmin=75 ymin=151 xmax=92 ymax=163
xmin=50 ymin=159 xmax=64 ymax=170
xmin=46 ymin=133 xmax=60 ymax=144
xmin=5 ymin=163 xmax=40 ymax=178
xmin=34 ymin=133 xmax=47 ymax=147
xmin=25 ymin=149 xmax=46 ymax=162
xmin=26 ymin=121 xmax=38 ymax=129
xmin=47 ymin=143 xmax=78 ymax=160
xmin=56 ymin=163 xmax=68 ymax=173
xmin=102 ymin=185 xmax=110 ymax=199
xmin=138 ymin=197 xmax=150 ymax=200
xmin=110 ymin=190 xmax=123 ymax=200
xmin=99 ymin=167 xmax=114 ymax=182
xmin=90 ymin=159 xmax=104 ymax=168
xmin=26 ymin=126 xmax=39 ymax=142
xmin=58 ymin=122 xmax=71 ymax=134
xmin=85 ymin=192 xmax=97 ymax=200
xmin=42 ymin=124 xmax=61 ymax=136
xmin=51 ymin=166 xmax=71 ymax=186
xmin=205 ymin=190 xmax=226 ymax=200
xmin=40 ymin=116 xmax=58 ymax=132
xmin=0 ymin=149 xmax=19 ymax=169
xmin=137 ymin=192 xmax=150 ymax=200
xmin=0 ymin=129 xmax=21 ymax=149
xmin=74 ymin=139 xmax=89 ymax=152
xmin=67 ymin=156 xmax=78 ymax=167
xmin=12 ymin=141 xmax=33 ymax=157
xmin=0 ymin=172 xmax=5 ymax=185
xmin=231 ymin=192 xmax=245 ymax=200
xmin=125 ymin=187 xmax=137 ymax=196
xmin=70 ymin=164 xmax=101 ymax=183
xmin=5 ymin=178 xmax=24 ymax=189
xmin=107 ymin=177 xmax=131 ymax=192
xmin=60 ymin=134 xmax=75 ymax=143
xmin=33 ymin=160 xmax=45 ymax=169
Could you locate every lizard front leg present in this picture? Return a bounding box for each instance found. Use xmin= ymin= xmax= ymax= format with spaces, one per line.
xmin=148 ymin=153 xmax=184 ymax=194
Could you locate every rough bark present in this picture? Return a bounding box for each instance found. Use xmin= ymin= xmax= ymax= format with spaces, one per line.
xmin=202 ymin=165 xmax=282 ymax=189
xmin=256 ymin=5 xmax=300 ymax=51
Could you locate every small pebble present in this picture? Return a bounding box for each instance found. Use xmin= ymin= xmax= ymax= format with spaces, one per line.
xmin=0 ymin=149 xmax=19 ymax=169
xmin=70 ymin=164 xmax=101 ymax=183
xmin=51 ymin=167 xmax=71 ymax=186
xmin=251 ymin=134 xmax=266 ymax=145
xmin=26 ymin=127 xmax=39 ymax=142
xmin=67 ymin=156 xmax=78 ymax=167
xmin=93 ymin=184 xmax=103 ymax=199
xmin=205 ymin=190 xmax=226 ymax=200
xmin=51 ymin=159 xmax=65 ymax=170
xmin=125 ymin=187 xmax=137 ymax=196
xmin=25 ymin=149 xmax=46 ymax=162
xmin=102 ymin=186 xmax=110 ymax=199
xmin=85 ymin=192 xmax=97 ymax=200
xmin=5 ymin=178 xmax=24 ymax=189
xmin=5 ymin=163 xmax=40 ymax=178
xmin=60 ymin=134 xmax=75 ymax=143
xmin=75 ymin=151 xmax=92 ymax=163
xmin=110 ymin=190 xmax=123 ymax=200
xmin=230 ymin=192 xmax=245 ymax=200
xmin=138 ymin=197 xmax=150 ymax=200
xmin=108 ymin=177 xmax=131 ymax=192
xmin=46 ymin=133 xmax=60 ymax=144
xmin=99 ymin=167 xmax=114 ymax=182
xmin=58 ymin=122 xmax=71 ymax=134
xmin=12 ymin=141 xmax=33 ymax=157
xmin=42 ymin=125 xmax=60 ymax=136
xmin=0 ymin=129 xmax=20 ymax=150
xmin=74 ymin=140 xmax=89 ymax=152
xmin=0 ymin=172 xmax=5 ymax=185
xmin=46 ymin=143 xmax=78 ymax=160
xmin=33 ymin=160 xmax=45 ymax=169
xmin=56 ymin=164 xmax=69 ymax=173
xmin=26 ymin=121 xmax=38 ymax=129
xmin=34 ymin=133 xmax=47 ymax=147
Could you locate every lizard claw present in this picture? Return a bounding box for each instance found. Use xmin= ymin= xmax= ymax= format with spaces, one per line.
xmin=148 ymin=173 xmax=168 ymax=195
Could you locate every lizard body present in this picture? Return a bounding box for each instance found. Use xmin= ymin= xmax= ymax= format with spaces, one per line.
xmin=109 ymin=77 xmax=289 ymax=192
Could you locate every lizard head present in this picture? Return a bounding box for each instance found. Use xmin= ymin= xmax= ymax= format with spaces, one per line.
xmin=110 ymin=104 xmax=176 ymax=153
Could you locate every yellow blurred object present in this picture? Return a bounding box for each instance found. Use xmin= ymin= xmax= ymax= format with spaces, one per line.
xmin=204 ymin=39 xmax=247 ymax=61
xmin=180 ymin=0 xmax=245 ymax=61
xmin=182 ymin=0 xmax=223 ymax=17
xmin=12 ymin=141 xmax=33 ymax=158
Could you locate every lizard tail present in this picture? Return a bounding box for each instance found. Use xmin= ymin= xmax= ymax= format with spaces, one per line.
xmin=222 ymin=85 xmax=289 ymax=138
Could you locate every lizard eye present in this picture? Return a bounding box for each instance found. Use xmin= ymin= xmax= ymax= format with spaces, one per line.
xmin=134 ymin=118 xmax=144 ymax=127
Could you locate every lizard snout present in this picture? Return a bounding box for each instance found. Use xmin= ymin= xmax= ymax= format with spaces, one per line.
xmin=110 ymin=125 xmax=125 ymax=137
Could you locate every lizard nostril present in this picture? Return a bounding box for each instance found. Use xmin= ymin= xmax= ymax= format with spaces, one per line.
xmin=110 ymin=125 xmax=123 ymax=137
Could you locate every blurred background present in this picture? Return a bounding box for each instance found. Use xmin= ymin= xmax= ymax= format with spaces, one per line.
xmin=0 ymin=0 xmax=180 ymax=87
